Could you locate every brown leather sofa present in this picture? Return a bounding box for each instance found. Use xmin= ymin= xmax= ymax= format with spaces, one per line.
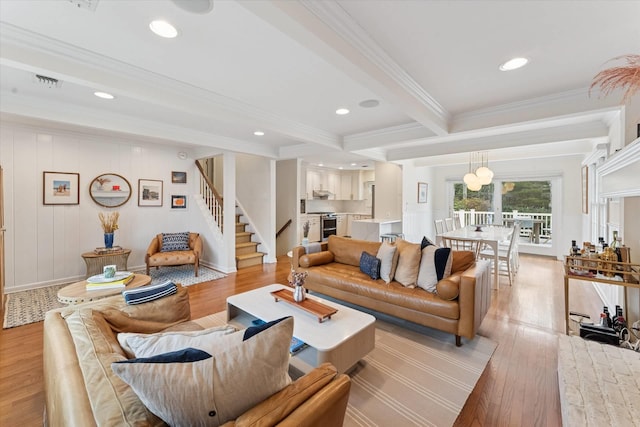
xmin=292 ymin=236 xmax=491 ymax=346
xmin=145 ymin=232 xmax=202 ymax=276
xmin=43 ymin=287 xmax=351 ymax=426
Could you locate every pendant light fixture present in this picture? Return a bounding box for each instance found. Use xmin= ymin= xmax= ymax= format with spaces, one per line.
xmin=463 ymin=151 xmax=493 ymax=191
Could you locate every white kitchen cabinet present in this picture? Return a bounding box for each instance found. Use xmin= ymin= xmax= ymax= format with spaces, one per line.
xmin=337 ymin=214 xmax=347 ymax=236
xmin=340 ymin=172 xmax=353 ymax=200
xmin=327 ymin=171 xmax=340 ymax=198
xmin=307 ymin=215 xmax=321 ymax=242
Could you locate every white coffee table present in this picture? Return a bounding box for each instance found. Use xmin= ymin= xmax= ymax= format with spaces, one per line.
xmin=227 ymin=284 xmax=375 ymax=374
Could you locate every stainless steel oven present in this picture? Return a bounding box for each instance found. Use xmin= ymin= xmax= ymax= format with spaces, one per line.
xmin=321 ymin=214 xmax=337 ymax=240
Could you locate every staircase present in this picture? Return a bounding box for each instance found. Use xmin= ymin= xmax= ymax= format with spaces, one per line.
xmin=235 ymin=213 xmax=265 ymax=269
xmin=196 ymin=159 xmax=265 ymax=270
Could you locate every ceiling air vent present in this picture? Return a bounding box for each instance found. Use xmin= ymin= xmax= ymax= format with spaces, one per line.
xmin=68 ymin=0 xmax=99 ymax=11
xmin=34 ymin=74 xmax=63 ymax=89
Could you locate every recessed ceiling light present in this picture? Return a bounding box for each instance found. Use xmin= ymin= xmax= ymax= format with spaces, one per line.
xmin=359 ymin=99 xmax=379 ymax=108
xmin=339 ymin=167 xmax=343 ymax=170
xmin=499 ymin=57 xmax=528 ymax=71
xmin=149 ymin=20 xmax=179 ymax=38
xmin=335 ymin=108 xmax=350 ymax=115
xmin=94 ymin=91 xmax=114 ymax=99
xmin=253 ymin=131 xmax=265 ymax=136
xmin=350 ymin=163 xmax=357 ymax=166
xmin=318 ymin=163 xmax=324 ymax=167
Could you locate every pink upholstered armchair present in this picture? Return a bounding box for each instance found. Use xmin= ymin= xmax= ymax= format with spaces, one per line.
xmin=145 ymin=232 xmax=203 ymax=277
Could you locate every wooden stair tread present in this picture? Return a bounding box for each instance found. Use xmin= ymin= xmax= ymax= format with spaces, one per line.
xmin=236 ymin=242 xmax=258 ymax=248
xmin=236 ymin=231 xmax=252 ymax=236
xmin=236 ymin=252 xmax=265 ymax=260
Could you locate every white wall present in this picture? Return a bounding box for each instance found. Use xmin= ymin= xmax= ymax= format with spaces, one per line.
xmin=400 ymin=161 xmax=435 ymax=243
xmin=0 ymin=121 xmax=232 ymax=292
xmin=374 ymin=161 xmax=402 ymax=220
xmin=276 ymin=159 xmax=298 ymax=256
xmin=623 ymin=196 xmax=640 ymax=323
xmin=236 ymin=153 xmax=276 ymax=263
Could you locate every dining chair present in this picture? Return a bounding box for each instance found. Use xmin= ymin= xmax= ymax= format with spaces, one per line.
xmin=453 ymin=215 xmax=462 ymax=230
xmin=442 ymin=237 xmax=481 ymax=258
xmin=444 ymin=218 xmax=454 ymax=232
xmin=479 ymin=224 xmax=519 ymax=286
xmin=434 ymin=219 xmax=445 ymax=235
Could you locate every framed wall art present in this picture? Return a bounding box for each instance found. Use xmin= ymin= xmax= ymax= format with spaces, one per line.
xmin=171 ymin=195 xmax=187 ymax=209
xmin=171 ymin=171 xmax=187 ymax=184
xmin=581 ymin=165 xmax=588 ymax=214
xmin=138 ymin=179 xmax=163 ymax=207
xmin=417 ymin=182 xmax=428 ymax=203
xmin=43 ymin=171 xmax=80 ymax=205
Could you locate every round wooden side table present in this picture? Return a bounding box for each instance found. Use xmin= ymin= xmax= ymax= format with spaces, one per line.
xmin=57 ymin=274 xmax=151 ymax=305
xmin=81 ymin=249 xmax=131 ymax=278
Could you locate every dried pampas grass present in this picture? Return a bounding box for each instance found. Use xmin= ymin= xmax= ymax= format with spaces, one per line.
xmin=99 ymin=211 xmax=119 ymax=233
xmin=590 ymin=54 xmax=640 ymax=104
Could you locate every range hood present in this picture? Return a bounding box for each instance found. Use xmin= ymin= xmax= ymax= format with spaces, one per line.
xmin=312 ymin=190 xmax=334 ymax=199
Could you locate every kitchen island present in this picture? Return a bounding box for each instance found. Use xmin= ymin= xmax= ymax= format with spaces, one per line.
xmin=351 ymin=218 xmax=402 ymax=242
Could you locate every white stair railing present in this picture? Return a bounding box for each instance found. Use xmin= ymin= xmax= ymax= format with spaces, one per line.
xmin=196 ymin=161 xmax=223 ymax=233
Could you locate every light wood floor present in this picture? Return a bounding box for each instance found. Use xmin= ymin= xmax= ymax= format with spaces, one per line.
xmin=0 ymin=254 xmax=604 ymax=426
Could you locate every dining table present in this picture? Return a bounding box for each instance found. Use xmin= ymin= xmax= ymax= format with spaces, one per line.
xmin=436 ymin=225 xmax=514 ymax=289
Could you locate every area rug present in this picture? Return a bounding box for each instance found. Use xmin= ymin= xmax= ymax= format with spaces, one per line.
xmin=140 ymin=265 xmax=226 ymax=287
xmin=3 ymin=266 xmax=226 ymax=329
xmin=211 ymin=307 xmax=495 ymax=427
xmin=2 ymin=284 xmax=65 ymax=329
xmin=344 ymin=320 xmax=496 ymax=427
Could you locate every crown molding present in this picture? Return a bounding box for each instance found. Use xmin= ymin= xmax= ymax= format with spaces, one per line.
xmin=344 ymin=122 xmax=434 ymax=149
xmin=298 ymin=0 xmax=449 ymax=133
xmin=0 ymin=23 xmax=340 ymax=148
xmin=0 ymin=92 xmax=280 ymax=158
xmin=386 ymin=120 xmax=609 ymax=161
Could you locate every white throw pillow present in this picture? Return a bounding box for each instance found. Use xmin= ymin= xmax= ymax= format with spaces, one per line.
xmin=417 ymin=246 xmax=453 ymax=292
xmin=376 ymin=242 xmax=399 ymax=283
xmin=117 ymin=325 xmax=237 ymax=358
xmin=112 ymin=317 xmax=294 ymax=427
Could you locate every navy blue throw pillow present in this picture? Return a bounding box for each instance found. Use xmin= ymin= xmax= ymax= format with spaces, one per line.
xmin=434 ymin=247 xmax=452 ymax=280
xmin=421 ymin=236 xmax=436 ymax=250
xmin=114 ymin=347 xmax=212 ymax=365
xmin=360 ymin=251 xmax=381 ymax=280
xmin=243 ymin=316 xmax=290 ymax=341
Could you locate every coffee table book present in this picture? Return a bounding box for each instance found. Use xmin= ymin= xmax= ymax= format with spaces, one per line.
xmin=94 ymin=246 xmax=124 ymax=255
xmin=85 ymin=273 xmax=134 ymax=290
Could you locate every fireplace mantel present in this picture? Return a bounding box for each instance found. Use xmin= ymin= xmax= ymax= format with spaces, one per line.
xmin=598 ymin=137 xmax=640 ymax=199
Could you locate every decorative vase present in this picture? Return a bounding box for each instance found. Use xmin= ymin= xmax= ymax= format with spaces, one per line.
xmin=104 ymin=232 xmax=114 ymax=249
xmin=293 ymin=285 xmax=306 ymax=302
xmin=302 ymin=237 xmax=309 ymax=246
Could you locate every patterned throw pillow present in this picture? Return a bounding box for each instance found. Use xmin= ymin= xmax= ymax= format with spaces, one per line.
xmin=122 ymin=281 xmax=177 ymax=305
xmin=359 ymin=251 xmax=381 ymax=280
xmin=161 ymin=232 xmax=190 ymax=252
xmin=112 ymin=317 xmax=293 ymax=427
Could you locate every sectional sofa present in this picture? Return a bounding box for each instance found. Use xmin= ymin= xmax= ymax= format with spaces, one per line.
xmin=292 ymin=235 xmax=491 ymax=346
xmin=43 ymin=285 xmax=351 ymax=426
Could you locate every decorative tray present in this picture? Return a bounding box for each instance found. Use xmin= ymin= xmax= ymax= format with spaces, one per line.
xmin=87 ymin=271 xmax=133 ymax=284
xmin=270 ymin=289 xmax=337 ymax=323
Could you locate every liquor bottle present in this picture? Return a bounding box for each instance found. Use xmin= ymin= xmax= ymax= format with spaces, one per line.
xmin=599 ymin=312 xmax=608 ymax=327
xmin=570 ymin=240 xmax=580 ymax=256
xmin=603 ymin=306 xmax=612 ymax=328
xmin=611 ymin=231 xmax=619 ymax=249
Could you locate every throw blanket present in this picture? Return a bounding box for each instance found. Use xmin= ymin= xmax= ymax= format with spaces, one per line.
xmin=304 ymin=242 xmax=322 ymax=254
